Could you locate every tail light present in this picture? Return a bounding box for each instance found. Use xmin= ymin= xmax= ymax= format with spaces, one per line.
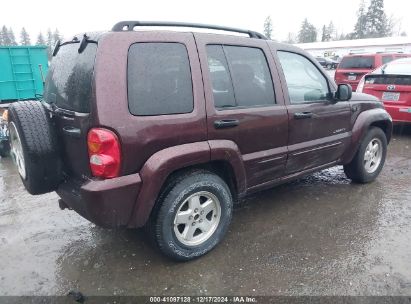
xmin=87 ymin=128 xmax=121 ymax=178
xmin=356 ymin=76 xmax=366 ymax=93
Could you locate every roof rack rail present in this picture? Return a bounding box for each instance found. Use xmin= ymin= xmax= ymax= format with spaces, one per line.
xmin=111 ymin=21 xmax=267 ymax=40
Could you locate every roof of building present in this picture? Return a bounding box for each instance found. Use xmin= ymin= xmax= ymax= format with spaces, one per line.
xmin=294 ymin=36 xmax=411 ymax=50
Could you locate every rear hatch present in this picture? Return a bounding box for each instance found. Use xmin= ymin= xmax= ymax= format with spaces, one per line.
xmin=43 ymin=39 xmax=98 ymax=179
xmin=335 ymin=55 xmax=375 ymax=89
xmin=362 ymin=74 xmax=411 ymax=106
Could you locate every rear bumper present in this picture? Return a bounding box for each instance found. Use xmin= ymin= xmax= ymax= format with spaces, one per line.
xmin=384 ymin=104 xmax=411 ymax=123
xmin=57 ymin=173 xmax=142 ymax=228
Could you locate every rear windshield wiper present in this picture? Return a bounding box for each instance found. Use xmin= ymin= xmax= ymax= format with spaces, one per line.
xmin=52 ymin=34 xmax=97 ymax=56
xmin=78 ymin=34 xmax=97 ymax=54
xmin=52 ymin=37 xmax=80 ymax=56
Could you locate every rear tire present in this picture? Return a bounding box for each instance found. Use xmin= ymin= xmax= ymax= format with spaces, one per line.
xmin=147 ymin=170 xmax=233 ymax=261
xmin=8 ymin=101 xmax=62 ymax=194
xmin=344 ymin=127 xmax=387 ymax=183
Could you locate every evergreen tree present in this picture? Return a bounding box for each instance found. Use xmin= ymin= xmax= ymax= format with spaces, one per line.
xmin=285 ymin=32 xmax=296 ymax=44
xmin=46 ymin=28 xmax=53 ymax=58
xmin=20 ymin=27 xmax=31 ymax=45
xmin=327 ymin=21 xmax=335 ymax=40
xmin=338 ymin=32 xmax=348 ymax=40
xmin=0 ymin=25 xmax=7 ymax=45
xmin=321 ymin=25 xmax=327 ymax=42
xmin=8 ymin=27 xmax=17 ymax=45
xmin=365 ymin=0 xmax=391 ymax=38
xmin=321 ymin=22 xmax=333 ymax=42
xmin=1 ymin=26 xmax=11 ymax=45
xmin=263 ymin=16 xmax=273 ymax=40
xmin=36 ymin=32 xmax=46 ymax=45
xmin=298 ymin=18 xmax=317 ymax=43
xmin=352 ymin=0 xmax=368 ymax=39
xmin=52 ymin=28 xmax=62 ymax=44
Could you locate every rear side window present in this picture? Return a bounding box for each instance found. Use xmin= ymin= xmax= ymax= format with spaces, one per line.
xmin=128 ymin=43 xmax=193 ymax=116
xmin=44 ymin=43 xmax=97 ymax=113
xmin=206 ymin=46 xmax=236 ymax=108
xmin=206 ymin=45 xmax=275 ymax=109
xmin=339 ymin=56 xmax=375 ymax=69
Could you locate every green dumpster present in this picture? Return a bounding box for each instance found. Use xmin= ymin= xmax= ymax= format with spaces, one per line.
xmin=0 ymin=46 xmax=48 ymax=103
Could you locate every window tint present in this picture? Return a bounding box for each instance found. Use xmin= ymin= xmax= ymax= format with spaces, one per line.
xmin=44 ymin=43 xmax=97 ymax=113
xmin=277 ymin=51 xmax=329 ymax=104
xmin=339 ymin=56 xmax=375 ymax=69
xmin=373 ymin=59 xmax=411 ymax=75
xmin=206 ymin=45 xmax=275 ymax=109
xmin=206 ymin=45 xmax=236 ymax=108
xmin=128 ymin=43 xmax=193 ymax=116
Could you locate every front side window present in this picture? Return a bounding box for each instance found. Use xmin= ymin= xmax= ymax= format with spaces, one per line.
xmin=277 ymin=51 xmax=329 ymax=104
xmin=206 ymin=45 xmax=275 ymax=109
xmin=128 ymin=43 xmax=193 ymax=116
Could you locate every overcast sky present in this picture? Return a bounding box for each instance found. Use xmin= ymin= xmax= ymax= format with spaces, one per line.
xmin=1 ymin=0 xmax=410 ymax=42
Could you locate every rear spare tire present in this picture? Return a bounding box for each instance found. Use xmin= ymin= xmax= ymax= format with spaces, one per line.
xmin=8 ymin=101 xmax=62 ymax=194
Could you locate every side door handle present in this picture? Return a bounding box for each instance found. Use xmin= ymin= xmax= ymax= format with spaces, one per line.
xmin=294 ymin=112 xmax=313 ymax=119
xmin=214 ymin=119 xmax=240 ymax=129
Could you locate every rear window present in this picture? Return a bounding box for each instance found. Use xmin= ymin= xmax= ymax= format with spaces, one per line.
xmin=382 ymin=55 xmax=394 ymax=65
xmin=339 ymin=56 xmax=375 ymax=69
xmin=44 ymin=43 xmax=97 ymax=113
xmin=127 ymin=43 xmax=194 ymax=116
xmin=373 ymin=61 xmax=411 ymax=75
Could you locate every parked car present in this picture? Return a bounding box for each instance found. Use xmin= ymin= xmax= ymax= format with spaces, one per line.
xmin=8 ymin=21 xmax=392 ymax=261
xmin=335 ymin=53 xmax=411 ymax=91
xmin=357 ymin=58 xmax=411 ymax=124
xmin=315 ymin=56 xmax=338 ymax=69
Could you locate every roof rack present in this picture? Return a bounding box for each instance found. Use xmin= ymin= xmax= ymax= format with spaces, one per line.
xmin=111 ymin=21 xmax=267 ymax=40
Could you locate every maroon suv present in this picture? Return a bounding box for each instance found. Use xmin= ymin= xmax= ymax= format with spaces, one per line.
xmin=8 ymin=21 xmax=392 ymax=260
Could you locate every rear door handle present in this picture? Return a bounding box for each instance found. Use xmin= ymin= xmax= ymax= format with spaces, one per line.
xmin=214 ymin=119 xmax=240 ymax=129
xmin=294 ymin=112 xmax=313 ymax=119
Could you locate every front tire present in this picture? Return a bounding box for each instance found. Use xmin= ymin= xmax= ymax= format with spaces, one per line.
xmin=344 ymin=127 xmax=387 ymax=183
xmin=147 ymin=170 xmax=233 ymax=261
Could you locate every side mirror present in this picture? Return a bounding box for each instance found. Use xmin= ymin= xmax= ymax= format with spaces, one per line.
xmin=335 ymin=84 xmax=352 ymax=101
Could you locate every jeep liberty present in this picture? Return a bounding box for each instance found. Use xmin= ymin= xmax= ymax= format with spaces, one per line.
xmin=8 ymin=21 xmax=392 ymax=260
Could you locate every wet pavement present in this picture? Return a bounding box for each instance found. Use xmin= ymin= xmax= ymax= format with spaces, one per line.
xmin=0 ymin=127 xmax=411 ymax=296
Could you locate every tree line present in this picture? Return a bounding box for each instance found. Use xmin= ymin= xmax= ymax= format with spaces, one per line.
xmin=263 ymin=0 xmax=406 ymax=43
xmin=0 ymin=26 xmax=62 ymax=58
